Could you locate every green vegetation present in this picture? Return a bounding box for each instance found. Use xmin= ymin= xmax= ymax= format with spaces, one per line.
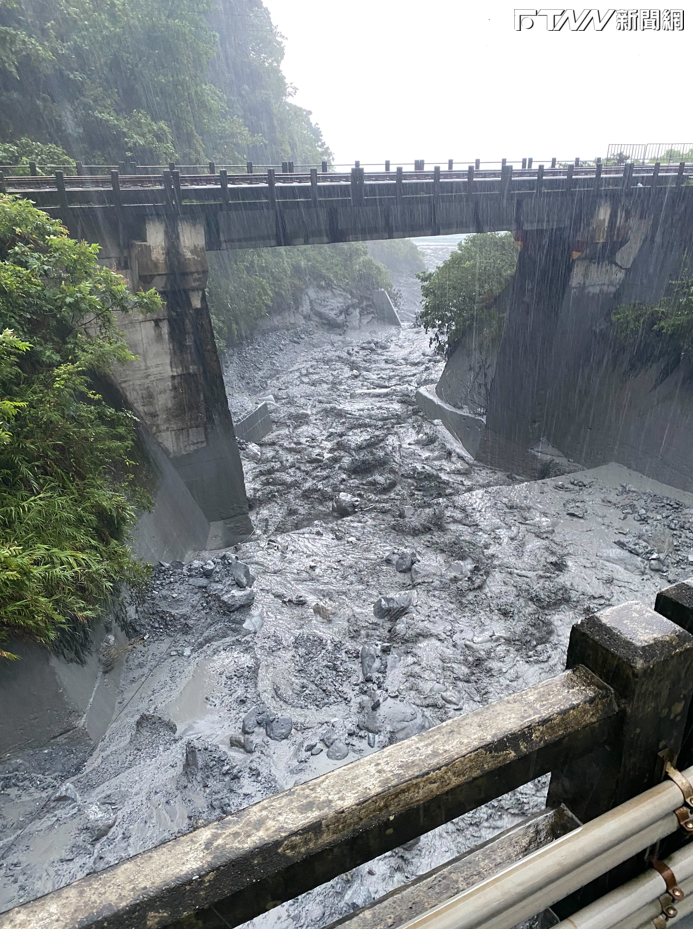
xmin=416 ymin=233 xmax=518 ymax=357
xmin=0 ymin=0 xmax=331 ymax=166
xmin=612 ymin=273 xmax=693 ymax=359
xmin=208 ymin=243 xmax=394 ymax=349
xmin=0 ymin=195 xmax=157 ymax=659
xmin=0 ymin=138 xmax=75 ymax=174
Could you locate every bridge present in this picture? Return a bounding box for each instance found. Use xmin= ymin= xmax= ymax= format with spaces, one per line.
xmin=3 ymin=581 xmax=693 ymax=929
xmin=3 ymin=160 xmax=693 ymax=549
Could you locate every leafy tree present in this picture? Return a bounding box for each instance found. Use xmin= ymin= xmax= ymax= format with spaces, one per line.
xmin=613 ymin=273 xmax=693 ymax=359
xmin=416 ymin=233 xmax=518 ymax=357
xmin=0 ymin=0 xmax=331 ymax=166
xmin=0 ymin=195 xmax=158 ymax=659
xmin=0 ymin=138 xmax=75 ymax=174
xmin=208 ymin=243 xmax=393 ymax=348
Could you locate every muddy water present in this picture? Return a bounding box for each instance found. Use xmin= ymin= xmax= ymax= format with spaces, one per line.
xmin=2 ymin=240 xmax=693 ymax=925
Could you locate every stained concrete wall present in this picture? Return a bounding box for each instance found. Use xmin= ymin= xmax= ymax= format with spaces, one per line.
xmin=106 ymin=217 xmax=252 ymax=546
xmin=129 ymin=428 xmax=211 ymax=564
xmin=465 ymin=193 xmax=693 ymax=490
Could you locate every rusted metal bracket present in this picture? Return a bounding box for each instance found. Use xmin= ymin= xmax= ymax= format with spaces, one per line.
xmin=665 ymin=762 xmax=693 ymax=807
xmin=663 ymin=762 xmax=693 ymax=833
xmin=650 ymin=857 xmax=685 ymax=927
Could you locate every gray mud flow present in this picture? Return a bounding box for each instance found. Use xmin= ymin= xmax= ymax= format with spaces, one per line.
xmin=2 ymin=241 xmax=693 ymax=928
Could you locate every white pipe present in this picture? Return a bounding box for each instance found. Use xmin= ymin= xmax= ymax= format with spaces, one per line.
xmin=608 ymin=873 xmax=693 ymax=929
xmin=557 ymin=839 xmax=693 ymax=929
xmin=397 ymin=765 xmax=693 ymax=929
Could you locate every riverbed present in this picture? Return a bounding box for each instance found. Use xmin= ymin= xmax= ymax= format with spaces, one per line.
xmin=2 ymin=241 xmax=693 ymax=925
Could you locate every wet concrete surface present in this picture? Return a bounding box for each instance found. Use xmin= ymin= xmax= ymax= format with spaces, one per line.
xmin=2 ymin=241 xmax=693 ymax=924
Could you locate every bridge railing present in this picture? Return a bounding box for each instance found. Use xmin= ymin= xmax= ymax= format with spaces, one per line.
xmin=2 ymin=161 xmax=692 ymax=219
xmin=2 ymin=581 xmax=693 ymax=929
xmin=3 ymin=154 xmax=691 ymax=180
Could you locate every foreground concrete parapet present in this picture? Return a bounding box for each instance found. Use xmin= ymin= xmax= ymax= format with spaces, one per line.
xmin=0 ymin=667 xmax=617 ymax=929
xmin=105 ymin=217 xmax=252 ymax=546
xmin=547 ymin=600 xmax=693 ymax=915
xmin=549 ymin=601 xmax=693 ymax=822
xmin=321 ymin=806 xmax=580 ymax=929
xmin=655 ymin=577 xmax=693 ymax=635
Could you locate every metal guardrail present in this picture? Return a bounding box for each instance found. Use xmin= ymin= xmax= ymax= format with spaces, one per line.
xmin=2 ymin=582 xmax=693 ymax=929
xmin=607 ymin=143 xmax=693 ymax=164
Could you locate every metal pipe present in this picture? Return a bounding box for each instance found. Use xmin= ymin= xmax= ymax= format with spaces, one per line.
xmin=398 ymin=766 xmax=693 ymax=929
xmin=557 ymin=840 xmax=693 ymax=929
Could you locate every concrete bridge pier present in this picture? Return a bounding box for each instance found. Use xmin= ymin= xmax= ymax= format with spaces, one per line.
xmin=105 ymin=217 xmax=252 ymax=547
xmin=477 ymin=193 xmax=693 ymax=486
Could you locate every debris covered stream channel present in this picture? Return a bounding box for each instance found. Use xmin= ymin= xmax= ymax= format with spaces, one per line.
xmin=3 ymin=241 xmax=693 ymax=924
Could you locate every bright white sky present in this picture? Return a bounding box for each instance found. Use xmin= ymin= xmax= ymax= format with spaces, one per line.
xmin=262 ymin=0 xmax=692 ymax=167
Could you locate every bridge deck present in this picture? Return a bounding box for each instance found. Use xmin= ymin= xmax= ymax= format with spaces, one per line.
xmin=2 ymin=163 xmax=692 ymax=252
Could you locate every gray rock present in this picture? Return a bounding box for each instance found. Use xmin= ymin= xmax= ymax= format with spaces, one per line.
xmin=184 ymin=742 xmax=199 ymax=772
xmin=85 ymin=804 xmax=117 ymax=842
xmin=326 ymin=741 xmax=349 ymax=761
xmin=333 ymin=493 xmax=360 ymax=518
xmin=97 ymin=635 xmax=118 ymax=673
xmin=182 ymin=647 xmax=192 ymax=658
xmin=202 ymin=560 xmax=216 ymax=578
xmin=229 ymin=732 xmax=246 ymax=751
xmin=266 ymin=717 xmax=293 ymax=741
xmin=566 ymin=506 xmax=587 ymax=519
xmin=367 ymin=733 xmax=376 ymax=748
xmin=229 ymin=560 xmax=256 ymax=589
xmin=395 ymin=551 xmax=418 ymax=573
xmin=373 ymin=592 xmax=412 ymax=620
xmin=220 ymin=587 xmax=255 ymax=612
xmin=243 ymin=735 xmax=256 ymax=754
xmin=53 ymin=782 xmax=80 ymax=804
xmin=242 ymin=610 xmax=264 ymax=633
xmin=245 ymin=443 xmax=262 ymax=463
xmin=312 ymin=600 xmax=334 ymax=620
xmin=321 ymin=729 xmax=337 ymax=748
xmin=188 ymin=577 xmax=209 ymax=589
xmin=242 ymin=709 xmax=258 ymax=734
xmin=311 ymin=744 xmax=323 ymax=756
xmin=360 ymin=644 xmax=382 ymax=680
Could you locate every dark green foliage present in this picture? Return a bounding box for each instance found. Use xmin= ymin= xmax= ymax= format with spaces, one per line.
xmin=0 ymin=0 xmax=331 ymax=166
xmin=367 ymin=239 xmax=425 ymax=275
xmin=0 ymin=195 xmax=158 ymax=659
xmin=416 ymin=233 xmax=518 ymax=357
xmin=207 ymin=243 xmax=393 ymax=348
xmin=613 ymin=272 xmax=693 ymax=359
xmin=0 ymin=138 xmax=75 ymax=174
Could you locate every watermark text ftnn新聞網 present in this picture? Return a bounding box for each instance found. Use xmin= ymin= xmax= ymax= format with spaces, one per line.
xmin=514 ymin=9 xmax=684 ymax=30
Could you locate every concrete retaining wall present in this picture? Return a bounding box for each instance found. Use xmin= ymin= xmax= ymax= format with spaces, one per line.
xmin=235 ymin=402 xmax=273 ymax=445
xmin=415 ymin=385 xmax=485 ymax=458
xmin=373 ymin=289 xmax=402 ymax=327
